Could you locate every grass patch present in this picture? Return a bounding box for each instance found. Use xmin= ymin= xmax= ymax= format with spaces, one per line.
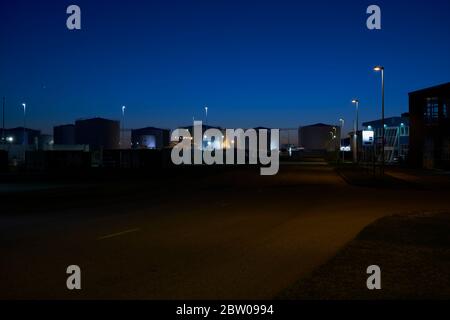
xmin=278 ymin=212 xmax=450 ymax=300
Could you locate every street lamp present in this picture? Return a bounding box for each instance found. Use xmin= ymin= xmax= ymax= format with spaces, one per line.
xmin=373 ymin=65 xmax=385 ymax=175
xmin=329 ymin=130 xmax=337 ymax=163
xmin=351 ymin=99 xmax=359 ymax=163
xmin=121 ymin=105 xmax=126 ymax=148
xmin=339 ymin=118 xmax=345 ymax=162
xmin=204 ymin=106 xmax=208 ymax=125
xmin=1 ymin=96 xmax=5 ymax=144
xmin=21 ymin=103 xmax=26 ymax=145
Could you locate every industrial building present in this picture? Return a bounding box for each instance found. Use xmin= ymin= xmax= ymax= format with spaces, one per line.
xmin=362 ymin=113 xmax=410 ymax=163
xmin=0 ymin=127 xmax=43 ymax=164
xmin=131 ymin=127 xmax=170 ymax=149
xmin=409 ymin=82 xmax=450 ymax=169
xmin=38 ymin=134 xmax=54 ymax=150
xmin=179 ymin=124 xmax=224 ymax=149
xmin=53 ymin=124 xmax=75 ymax=145
xmin=75 ymin=117 xmax=120 ymax=150
xmin=253 ymin=127 xmax=279 ymax=151
xmin=2 ymin=127 xmax=41 ymax=145
xmin=298 ymin=123 xmax=340 ymax=152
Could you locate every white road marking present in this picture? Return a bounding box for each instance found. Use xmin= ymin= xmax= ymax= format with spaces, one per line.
xmin=97 ymin=228 xmax=140 ymax=240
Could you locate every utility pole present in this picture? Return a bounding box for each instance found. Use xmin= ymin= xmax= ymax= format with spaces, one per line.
xmin=352 ymin=99 xmax=359 ymax=163
xmin=22 ymin=103 xmax=26 ymax=145
xmin=339 ymin=118 xmax=345 ymax=162
xmin=121 ymin=106 xmax=126 ymax=148
xmin=2 ymin=96 xmax=5 ymax=143
xmin=374 ymin=66 xmax=385 ymax=176
xmin=381 ymin=69 xmax=385 ymax=175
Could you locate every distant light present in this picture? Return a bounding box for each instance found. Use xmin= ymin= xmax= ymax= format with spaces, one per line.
xmin=351 ymin=99 xmax=359 ymax=104
xmin=6 ymin=136 xmax=14 ymax=142
xmin=384 ymin=124 xmax=387 ymax=128
xmin=400 ymin=123 xmax=405 ymax=126
xmin=368 ymin=125 xmax=372 ymax=130
xmin=374 ymin=65 xmax=384 ymax=71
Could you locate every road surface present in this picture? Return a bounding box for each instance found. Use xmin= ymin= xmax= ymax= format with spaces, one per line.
xmin=1 ymin=161 xmax=450 ymax=299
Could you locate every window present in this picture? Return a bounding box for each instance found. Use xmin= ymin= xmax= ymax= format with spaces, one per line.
xmin=424 ymin=97 xmax=439 ymax=123
xmin=443 ymin=99 xmax=449 ymax=119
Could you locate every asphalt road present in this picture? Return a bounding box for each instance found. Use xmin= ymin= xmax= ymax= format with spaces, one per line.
xmin=2 ymin=161 xmax=450 ymax=299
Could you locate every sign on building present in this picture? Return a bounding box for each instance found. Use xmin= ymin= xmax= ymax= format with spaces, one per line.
xmin=362 ymin=130 xmax=374 ymax=146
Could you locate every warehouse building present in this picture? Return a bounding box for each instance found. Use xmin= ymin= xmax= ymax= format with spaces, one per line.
xmin=131 ymin=127 xmax=170 ymax=149
xmin=362 ymin=113 xmax=410 ymax=163
xmin=53 ymin=124 xmax=75 ymax=145
xmin=75 ymin=117 xmax=120 ymax=150
xmin=298 ymin=123 xmax=340 ymax=153
xmin=2 ymin=127 xmax=41 ymax=145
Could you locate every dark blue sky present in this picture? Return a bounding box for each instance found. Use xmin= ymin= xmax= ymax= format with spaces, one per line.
xmin=1 ymin=0 xmax=449 ymax=134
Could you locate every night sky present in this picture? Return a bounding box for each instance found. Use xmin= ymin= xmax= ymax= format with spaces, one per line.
xmin=1 ymin=0 xmax=449 ymax=134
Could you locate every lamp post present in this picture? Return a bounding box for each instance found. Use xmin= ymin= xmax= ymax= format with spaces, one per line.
xmin=331 ymin=127 xmax=338 ymax=161
xmin=21 ymin=103 xmax=26 ymax=145
xmin=351 ymin=99 xmax=359 ymax=163
xmin=121 ymin=105 xmax=126 ymax=148
xmin=339 ymin=118 xmax=345 ymax=162
xmin=373 ymin=66 xmax=385 ymax=175
xmin=1 ymin=97 xmax=5 ymax=144
xmin=329 ymin=130 xmax=337 ymax=154
xmin=204 ymin=106 xmax=208 ymax=125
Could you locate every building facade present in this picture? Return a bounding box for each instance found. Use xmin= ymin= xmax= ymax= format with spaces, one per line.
xmin=75 ymin=117 xmax=120 ymax=150
xmin=54 ymin=124 xmax=75 ymax=145
xmin=298 ymin=123 xmax=340 ymax=152
xmin=362 ymin=113 xmax=410 ymax=163
xmin=409 ymin=82 xmax=450 ymax=169
xmin=179 ymin=124 xmax=224 ymax=150
xmin=2 ymin=127 xmax=41 ymax=145
xmin=131 ymin=127 xmax=170 ymax=149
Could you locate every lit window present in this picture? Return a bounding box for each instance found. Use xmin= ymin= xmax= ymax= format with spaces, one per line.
xmin=443 ymin=100 xmax=449 ymax=119
xmin=424 ymin=97 xmax=439 ymax=123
